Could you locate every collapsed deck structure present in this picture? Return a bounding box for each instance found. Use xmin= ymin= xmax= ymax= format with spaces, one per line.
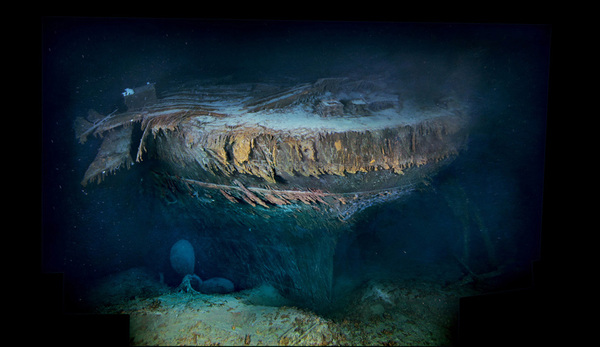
xmin=75 ymin=76 xmax=470 ymax=308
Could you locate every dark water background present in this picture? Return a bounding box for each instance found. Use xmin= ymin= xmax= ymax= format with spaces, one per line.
xmin=41 ymin=18 xmax=550 ymax=312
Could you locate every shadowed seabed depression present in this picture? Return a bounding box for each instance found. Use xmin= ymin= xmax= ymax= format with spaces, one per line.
xmin=41 ymin=18 xmax=551 ymax=345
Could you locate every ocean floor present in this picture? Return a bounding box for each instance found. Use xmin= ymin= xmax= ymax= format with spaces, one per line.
xmin=89 ymin=267 xmax=482 ymax=346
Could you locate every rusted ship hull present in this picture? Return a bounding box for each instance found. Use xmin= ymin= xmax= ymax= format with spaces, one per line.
xmin=76 ymin=77 xmax=470 ymax=307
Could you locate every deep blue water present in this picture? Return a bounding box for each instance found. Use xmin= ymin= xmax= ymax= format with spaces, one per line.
xmin=41 ymin=18 xmax=550 ymax=312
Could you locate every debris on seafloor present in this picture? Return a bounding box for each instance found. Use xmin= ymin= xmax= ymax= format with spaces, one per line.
xmin=92 ymin=269 xmax=479 ymax=346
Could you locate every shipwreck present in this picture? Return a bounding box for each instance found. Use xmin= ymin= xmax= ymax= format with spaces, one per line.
xmin=75 ymin=76 xmax=470 ymax=308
